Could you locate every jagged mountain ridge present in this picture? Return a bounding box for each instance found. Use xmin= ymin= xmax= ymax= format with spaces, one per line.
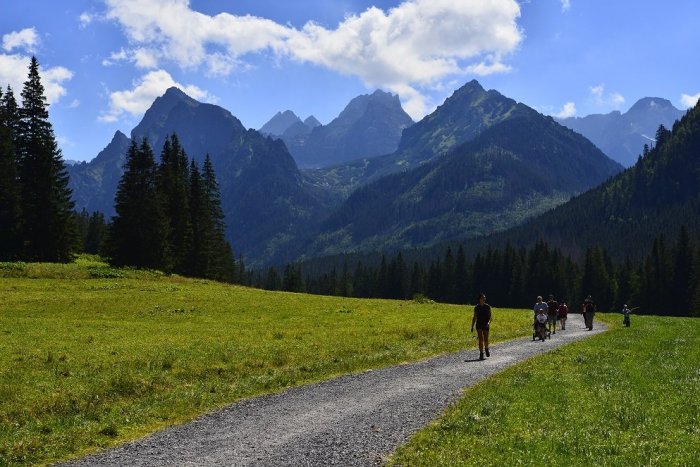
xmin=279 ymin=89 xmax=414 ymax=168
xmin=68 ymin=87 xmax=326 ymax=266
xmin=302 ymin=108 xmax=623 ymax=258
xmin=558 ymin=97 xmax=684 ymax=167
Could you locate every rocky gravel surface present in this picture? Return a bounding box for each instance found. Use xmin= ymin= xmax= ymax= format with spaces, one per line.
xmin=63 ymin=318 xmax=605 ymax=466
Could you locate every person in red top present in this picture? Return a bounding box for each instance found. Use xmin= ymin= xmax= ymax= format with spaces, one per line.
xmin=558 ymin=301 xmax=569 ymax=330
xmin=471 ymin=293 xmax=492 ymax=361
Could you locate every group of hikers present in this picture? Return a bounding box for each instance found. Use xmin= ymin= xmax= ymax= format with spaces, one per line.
xmin=469 ymin=292 xmax=612 ymax=361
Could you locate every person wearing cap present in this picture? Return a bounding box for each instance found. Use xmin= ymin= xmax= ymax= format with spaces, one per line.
xmin=471 ymin=292 xmax=492 ymax=360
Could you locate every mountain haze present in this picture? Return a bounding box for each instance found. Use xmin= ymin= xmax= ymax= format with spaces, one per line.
xmin=285 ymin=90 xmax=413 ymax=168
xmin=558 ymin=97 xmax=684 ymax=167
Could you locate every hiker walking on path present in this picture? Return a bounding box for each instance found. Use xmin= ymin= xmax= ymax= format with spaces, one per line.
xmin=471 ymin=293 xmax=492 ymax=360
xmin=547 ymin=294 xmax=559 ymax=334
xmin=622 ymin=304 xmax=632 ymax=327
xmin=558 ymin=301 xmax=568 ymax=330
xmin=583 ymin=295 xmax=596 ymax=330
xmin=534 ymin=296 xmax=548 ymax=324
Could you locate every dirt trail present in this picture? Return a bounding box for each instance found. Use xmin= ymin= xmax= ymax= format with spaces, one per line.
xmin=64 ymin=319 xmax=605 ymax=466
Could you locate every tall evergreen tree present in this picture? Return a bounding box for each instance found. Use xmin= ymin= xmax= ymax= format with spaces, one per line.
xmin=108 ymin=139 xmax=169 ymax=269
xmin=158 ymin=134 xmax=192 ymax=272
xmin=670 ymin=226 xmax=694 ymax=315
xmin=0 ymin=86 xmax=22 ymax=260
xmin=202 ymin=154 xmax=236 ymax=281
xmin=16 ymin=57 xmax=76 ymax=261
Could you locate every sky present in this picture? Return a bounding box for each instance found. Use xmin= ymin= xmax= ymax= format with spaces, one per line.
xmin=1 ymin=0 xmax=699 ymax=162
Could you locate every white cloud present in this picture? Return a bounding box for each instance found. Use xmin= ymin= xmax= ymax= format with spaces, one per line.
xmin=68 ymin=99 xmax=81 ymax=108
xmin=103 ymin=0 xmax=523 ymax=120
xmin=561 ymin=0 xmax=571 ymax=12
xmin=2 ymin=28 xmax=40 ymax=53
xmin=554 ymin=102 xmax=576 ymax=119
xmin=680 ymin=92 xmax=700 ymax=108
xmin=0 ymin=53 xmax=73 ymax=104
xmin=590 ymin=84 xmax=625 ymax=110
xmin=99 ymin=69 xmax=214 ymax=122
xmin=79 ymin=12 xmax=95 ymax=28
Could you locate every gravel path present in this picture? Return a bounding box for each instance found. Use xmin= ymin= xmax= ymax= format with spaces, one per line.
xmin=64 ymin=318 xmax=606 ymax=466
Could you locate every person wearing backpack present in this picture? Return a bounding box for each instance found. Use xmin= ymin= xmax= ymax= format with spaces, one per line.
xmin=558 ymin=301 xmax=569 ymax=330
xmin=583 ymin=295 xmax=596 ymax=330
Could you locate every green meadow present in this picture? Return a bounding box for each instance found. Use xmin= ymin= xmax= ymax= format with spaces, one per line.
xmin=0 ymin=257 xmax=532 ymax=465
xmin=388 ymin=314 xmax=700 ymax=466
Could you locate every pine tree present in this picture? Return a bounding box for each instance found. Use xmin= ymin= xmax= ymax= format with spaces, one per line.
xmin=108 ymin=139 xmax=169 ymax=269
xmin=0 ymin=86 xmax=22 ymax=260
xmin=670 ymin=226 xmax=693 ymax=315
xmin=202 ymin=154 xmax=236 ymax=281
xmin=16 ymin=57 xmax=76 ymax=262
xmin=158 ymin=134 xmax=192 ymax=273
xmin=85 ymin=211 xmax=107 ymax=254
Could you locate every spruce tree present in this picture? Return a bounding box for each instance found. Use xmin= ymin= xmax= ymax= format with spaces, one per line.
xmin=202 ymin=154 xmax=236 ymax=281
xmin=108 ymin=139 xmax=169 ymax=269
xmin=158 ymin=134 xmax=192 ymax=272
xmin=0 ymin=86 xmax=22 ymax=260
xmin=16 ymin=57 xmax=76 ymax=262
xmin=187 ymin=159 xmax=210 ymax=276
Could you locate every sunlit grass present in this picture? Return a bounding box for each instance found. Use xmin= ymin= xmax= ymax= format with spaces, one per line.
xmin=0 ymin=257 xmax=532 ymax=465
xmin=387 ymin=314 xmax=700 ymax=466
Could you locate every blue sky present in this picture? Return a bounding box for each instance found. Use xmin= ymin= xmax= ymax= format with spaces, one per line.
xmin=1 ymin=0 xmax=699 ymax=162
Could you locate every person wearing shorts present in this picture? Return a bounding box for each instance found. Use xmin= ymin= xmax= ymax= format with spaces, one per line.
xmin=471 ymin=293 xmax=492 ymax=361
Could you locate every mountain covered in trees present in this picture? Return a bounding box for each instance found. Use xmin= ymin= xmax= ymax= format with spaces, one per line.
xmin=69 ymin=87 xmax=326 ymax=265
xmin=302 ymin=93 xmax=623 ymax=257
xmin=558 ymin=97 xmax=684 ymax=167
xmin=471 ymin=102 xmax=700 ymax=262
xmin=303 ymin=80 xmax=541 ymax=194
xmin=279 ymin=90 xmax=414 ymax=168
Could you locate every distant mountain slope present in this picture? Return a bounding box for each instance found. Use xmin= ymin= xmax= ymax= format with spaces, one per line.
xmin=473 ymin=103 xmax=699 ymax=260
xmin=303 ymin=111 xmax=623 ymax=257
xmin=303 ymin=80 xmax=535 ymax=195
xmin=285 ymin=90 xmax=413 ymax=168
xmin=69 ymin=87 xmax=326 ymax=266
xmin=259 ymin=110 xmax=304 ymax=136
xmin=67 ymin=131 xmax=131 ymax=218
xmin=558 ymin=97 xmax=684 ymax=167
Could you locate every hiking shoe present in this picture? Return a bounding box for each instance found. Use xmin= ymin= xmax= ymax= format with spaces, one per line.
xmin=485 ymin=348 xmax=490 ymax=357
xmin=479 ymin=352 xmax=484 ymax=360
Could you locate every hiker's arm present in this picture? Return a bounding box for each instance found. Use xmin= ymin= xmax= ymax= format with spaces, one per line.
xmin=471 ymin=311 xmax=476 ymax=332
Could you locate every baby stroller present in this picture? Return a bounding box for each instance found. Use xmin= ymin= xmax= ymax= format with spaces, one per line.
xmin=533 ymin=316 xmax=550 ymax=341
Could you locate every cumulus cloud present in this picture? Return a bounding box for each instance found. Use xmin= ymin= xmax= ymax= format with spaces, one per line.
xmin=0 ymin=53 xmax=73 ymax=104
xmin=590 ymin=84 xmax=625 ymax=110
xmin=102 ymin=0 xmax=523 ymax=119
xmin=561 ymin=0 xmax=572 ymax=12
xmin=680 ymin=92 xmax=700 ymax=108
xmin=99 ymin=69 xmax=214 ymax=122
xmin=554 ymin=102 xmax=576 ymax=119
xmin=2 ymin=28 xmax=40 ymax=53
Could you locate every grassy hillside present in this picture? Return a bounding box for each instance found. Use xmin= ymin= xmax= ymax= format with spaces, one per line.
xmin=0 ymin=256 xmax=532 ymax=465
xmin=388 ymin=314 xmax=700 ymax=466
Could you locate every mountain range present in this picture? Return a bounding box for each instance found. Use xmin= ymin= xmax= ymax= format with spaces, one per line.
xmin=69 ymin=81 xmax=694 ymax=268
xmin=558 ymin=97 xmax=684 ymax=167
xmin=303 ymin=101 xmax=622 ymax=258
xmin=261 ymin=90 xmax=414 ymax=169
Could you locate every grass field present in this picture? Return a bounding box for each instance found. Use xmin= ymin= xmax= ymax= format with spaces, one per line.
xmin=388 ymin=314 xmax=700 ymax=466
xmin=0 ymin=257 xmax=533 ymax=465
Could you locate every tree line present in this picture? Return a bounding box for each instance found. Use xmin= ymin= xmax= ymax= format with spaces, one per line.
xmin=1 ymin=56 xmax=241 ymax=282
xmin=252 ymin=227 xmax=700 ymax=317
xmin=0 ymin=57 xmax=76 ymax=262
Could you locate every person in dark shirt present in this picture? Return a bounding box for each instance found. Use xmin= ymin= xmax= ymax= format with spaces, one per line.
xmin=547 ymin=294 xmax=559 ymax=334
xmin=471 ymin=292 xmax=492 ymax=360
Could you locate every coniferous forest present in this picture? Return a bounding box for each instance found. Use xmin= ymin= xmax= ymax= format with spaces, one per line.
xmin=250 ymin=224 xmax=700 ymax=317
xmin=0 ymin=58 xmax=240 ymax=283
